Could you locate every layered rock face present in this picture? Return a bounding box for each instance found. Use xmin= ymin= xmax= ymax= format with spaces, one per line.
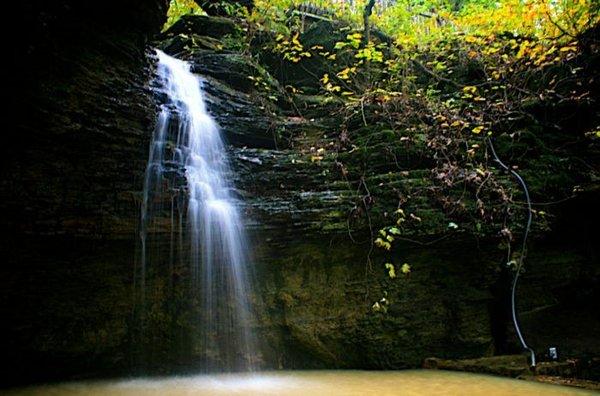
xmin=161 ymin=19 xmax=598 ymax=371
xmin=8 ymin=0 xmax=169 ymax=237
xmin=145 ymin=17 xmax=497 ymax=368
xmin=2 ymin=6 xmax=598 ymax=387
xmin=3 ymin=0 xmax=168 ymax=385
xmin=150 ymin=15 xmax=600 ymax=372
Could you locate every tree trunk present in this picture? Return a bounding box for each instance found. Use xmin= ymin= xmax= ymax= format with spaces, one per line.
xmin=363 ymin=0 xmax=376 ymax=44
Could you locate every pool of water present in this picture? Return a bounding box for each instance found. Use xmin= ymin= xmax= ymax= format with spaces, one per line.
xmin=5 ymin=370 xmax=596 ymax=396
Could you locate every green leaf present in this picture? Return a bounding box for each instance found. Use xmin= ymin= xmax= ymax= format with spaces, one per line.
xmin=388 ymin=227 xmax=401 ymax=235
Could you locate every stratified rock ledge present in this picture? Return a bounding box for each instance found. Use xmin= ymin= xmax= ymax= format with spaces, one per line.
xmin=423 ymin=355 xmax=600 ymax=391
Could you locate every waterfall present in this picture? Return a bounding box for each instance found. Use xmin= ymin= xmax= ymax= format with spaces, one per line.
xmin=139 ymin=49 xmax=256 ymax=371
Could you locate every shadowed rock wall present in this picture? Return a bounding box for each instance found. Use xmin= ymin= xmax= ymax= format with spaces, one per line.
xmin=2 ymin=0 xmax=168 ymax=386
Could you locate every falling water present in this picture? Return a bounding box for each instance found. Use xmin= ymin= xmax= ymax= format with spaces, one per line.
xmin=139 ymin=49 xmax=256 ymax=371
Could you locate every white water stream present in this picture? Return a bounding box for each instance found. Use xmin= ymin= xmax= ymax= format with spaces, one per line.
xmin=139 ymin=50 xmax=255 ymax=370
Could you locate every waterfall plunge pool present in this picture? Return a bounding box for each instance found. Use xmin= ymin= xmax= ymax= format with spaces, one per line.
xmin=5 ymin=370 xmax=595 ymax=395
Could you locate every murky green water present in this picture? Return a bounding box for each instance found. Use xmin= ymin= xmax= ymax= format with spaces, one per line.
xmin=5 ymin=370 xmax=596 ymax=396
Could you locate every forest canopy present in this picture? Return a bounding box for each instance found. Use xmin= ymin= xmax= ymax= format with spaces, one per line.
xmin=167 ymin=0 xmax=599 ymax=46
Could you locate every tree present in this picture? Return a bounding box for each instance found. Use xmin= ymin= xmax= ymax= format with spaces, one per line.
xmin=363 ymin=0 xmax=376 ymax=44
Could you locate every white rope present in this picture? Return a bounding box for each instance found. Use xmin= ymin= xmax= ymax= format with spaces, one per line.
xmin=486 ymin=137 xmax=536 ymax=367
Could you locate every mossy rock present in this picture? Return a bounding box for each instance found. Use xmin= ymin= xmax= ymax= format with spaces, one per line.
xmin=189 ymin=51 xmax=277 ymax=93
xmin=158 ymin=33 xmax=225 ymax=54
xmin=163 ymin=15 xmax=238 ymax=39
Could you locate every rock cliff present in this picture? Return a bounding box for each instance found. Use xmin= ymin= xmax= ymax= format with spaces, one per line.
xmin=2 ymin=6 xmax=598 ymax=386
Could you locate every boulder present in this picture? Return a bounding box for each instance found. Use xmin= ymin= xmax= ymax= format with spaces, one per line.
xmin=163 ymin=14 xmax=237 ymax=38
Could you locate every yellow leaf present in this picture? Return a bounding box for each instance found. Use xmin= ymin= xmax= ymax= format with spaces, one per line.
xmin=401 ymin=263 xmax=411 ymax=274
xmin=385 ymin=263 xmax=396 ymax=278
xmin=560 ymin=46 xmax=577 ymax=52
xmin=375 ymin=238 xmax=391 ymax=250
xmin=292 ymin=33 xmax=301 ymax=46
xmin=462 ymin=86 xmax=477 ymax=94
